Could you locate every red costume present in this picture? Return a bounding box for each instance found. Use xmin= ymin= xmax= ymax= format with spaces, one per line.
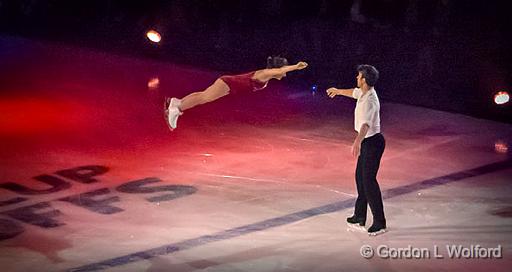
xmin=219 ymin=71 xmax=267 ymax=94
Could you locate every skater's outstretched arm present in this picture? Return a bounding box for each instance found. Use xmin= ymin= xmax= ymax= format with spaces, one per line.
xmin=279 ymin=62 xmax=308 ymax=73
xmin=326 ymin=87 xmax=355 ymax=99
xmin=254 ymin=62 xmax=308 ymax=82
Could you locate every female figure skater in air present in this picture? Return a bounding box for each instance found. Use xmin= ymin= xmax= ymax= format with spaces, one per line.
xmin=164 ymin=56 xmax=308 ymax=130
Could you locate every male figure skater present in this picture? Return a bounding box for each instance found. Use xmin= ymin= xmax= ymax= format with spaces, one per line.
xmin=327 ymin=64 xmax=386 ymax=235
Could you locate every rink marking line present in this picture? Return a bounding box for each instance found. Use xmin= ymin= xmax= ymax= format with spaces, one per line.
xmin=202 ymin=174 xmax=291 ymax=184
xmin=68 ymin=159 xmax=512 ymax=272
xmin=202 ymin=173 xmax=356 ymax=197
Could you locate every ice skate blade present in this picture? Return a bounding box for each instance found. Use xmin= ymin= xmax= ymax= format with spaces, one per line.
xmin=163 ymin=105 xmax=174 ymax=132
xmin=368 ymin=229 xmax=387 ymax=236
xmin=346 ymin=223 xmax=366 ymax=232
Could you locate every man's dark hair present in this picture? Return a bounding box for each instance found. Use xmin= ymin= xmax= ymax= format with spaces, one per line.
xmin=357 ymin=64 xmax=379 ymax=87
xmin=267 ymin=56 xmax=288 ymax=68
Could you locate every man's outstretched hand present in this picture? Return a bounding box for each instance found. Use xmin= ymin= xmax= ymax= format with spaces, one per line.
xmin=326 ymin=87 xmax=339 ymax=98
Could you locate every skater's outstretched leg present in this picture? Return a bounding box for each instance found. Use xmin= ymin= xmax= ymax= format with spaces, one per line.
xmin=179 ymin=78 xmax=230 ymax=111
xmin=165 ymin=78 xmax=230 ymax=130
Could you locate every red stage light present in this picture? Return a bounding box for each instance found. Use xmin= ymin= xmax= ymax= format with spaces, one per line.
xmin=494 ymin=91 xmax=509 ymax=105
xmin=146 ymin=30 xmax=161 ymax=43
xmin=0 ymin=98 xmax=85 ymax=136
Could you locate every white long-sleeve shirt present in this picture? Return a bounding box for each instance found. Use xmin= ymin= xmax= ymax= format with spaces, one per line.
xmin=353 ymin=87 xmax=381 ymax=138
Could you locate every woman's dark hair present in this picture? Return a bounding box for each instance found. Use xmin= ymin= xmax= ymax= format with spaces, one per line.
xmin=357 ymin=64 xmax=379 ymax=87
xmin=267 ymin=56 xmax=288 ymax=68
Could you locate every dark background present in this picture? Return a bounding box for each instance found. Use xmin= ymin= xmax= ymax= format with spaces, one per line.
xmin=0 ymin=0 xmax=510 ymax=122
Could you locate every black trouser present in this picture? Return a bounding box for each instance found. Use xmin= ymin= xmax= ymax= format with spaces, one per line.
xmin=354 ymin=133 xmax=386 ymax=224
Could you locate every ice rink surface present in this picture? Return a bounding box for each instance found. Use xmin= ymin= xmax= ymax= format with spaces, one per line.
xmin=1 ymin=37 xmax=511 ymax=272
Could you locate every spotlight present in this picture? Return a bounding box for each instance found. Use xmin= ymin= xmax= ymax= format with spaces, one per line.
xmin=147 ymin=77 xmax=160 ymax=90
xmin=146 ymin=30 xmax=161 ymax=43
xmin=494 ymin=91 xmax=509 ymax=105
